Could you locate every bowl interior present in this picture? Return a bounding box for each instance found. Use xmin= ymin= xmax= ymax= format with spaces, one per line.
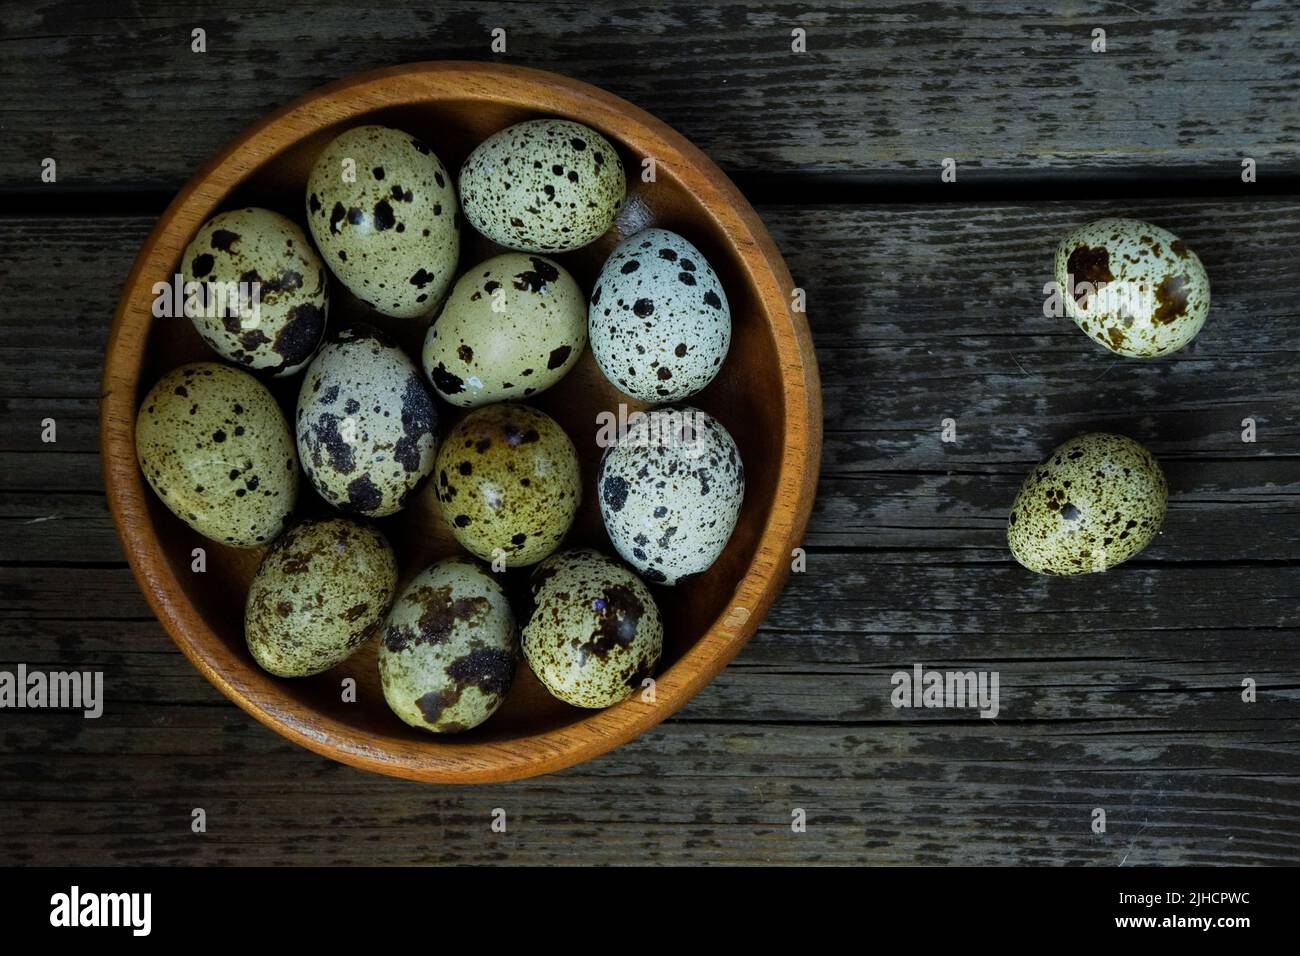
xmin=131 ymin=87 xmax=787 ymax=751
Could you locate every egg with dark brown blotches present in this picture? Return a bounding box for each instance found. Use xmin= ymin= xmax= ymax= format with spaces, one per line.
xmin=135 ymin=363 xmax=298 ymax=548
xmin=459 ymin=119 xmax=625 ymax=253
xmin=422 ymin=252 xmax=586 ymax=407
xmin=1055 ymin=218 xmax=1210 ymax=357
xmin=296 ymin=324 xmax=438 ymax=517
xmin=598 ymin=407 xmax=744 ymax=585
xmin=181 ymin=207 xmax=328 ymax=376
xmin=434 ymin=403 xmax=580 ymax=567
xmin=522 ymin=549 xmax=662 ymax=708
xmin=590 ymin=228 xmax=731 ymax=402
xmin=306 ymin=125 xmax=459 ymax=318
xmin=378 ymin=557 xmax=518 ymax=733
xmin=1008 ymin=432 xmax=1167 ymax=575
xmin=245 ymin=518 xmax=397 ymax=677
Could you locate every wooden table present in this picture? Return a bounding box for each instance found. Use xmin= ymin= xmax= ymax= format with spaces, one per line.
xmin=2 ymin=2 xmax=1298 ymax=865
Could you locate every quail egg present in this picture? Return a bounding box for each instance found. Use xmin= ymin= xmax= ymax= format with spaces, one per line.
xmin=180 ymin=207 xmax=328 ymax=376
xmin=306 ymin=125 xmax=459 ymax=318
xmin=459 ymin=118 xmax=626 ymax=253
xmin=522 ymin=548 xmax=663 ymax=709
xmin=245 ymin=518 xmax=397 ymax=677
xmin=422 ymin=252 xmax=586 ymax=407
xmin=590 ymin=228 xmax=731 ymax=402
xmin=135 ymin=363 xmax=298 ymax=548
xmin=296 ymin=324 xmax=437 ymax=517
xmin=434 ymin=403 xmax=580 ymax=567
xmin=1054 ymin=217 xmax=1211 ymax=357
xmin=379 ymin=557 xmax=518 ymax=733
xmin=598 ymin=406 xmax=744 ymax=584
xmin=1008 ymin=432 xmax=1167 ymax=575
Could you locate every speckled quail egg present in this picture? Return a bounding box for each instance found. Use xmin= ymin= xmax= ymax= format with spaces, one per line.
xmin=1008 ymin=432 xmax=1167 ymax=575
xmin=296 ymin=324 xmax=437 ymax=517
xmin=245 ymin=518 xmax=397 ymax=677
xmin=598 ymin=406 xmax=744 ymax=585
xmin=180 ymin=207 xmax=328 ymax=377
xmin=459 ymin=118 xmax=626 ymax=253
xmin=136 ymin=363 xmax=298 ymax=548
xmin=522 ymin=548 xmax=662 ymax=709
xmin=1055 ymin=217 xmax=1211 ymax=358
xmin=422 ymin=252 xmax=586 ymax=407
xmin=590 ymin=229 xmax=731 ymax=402
xmin=306 ymin=125 xmax=459 ymax=318
xmin=379 ymin=557 xmax=518 ymax=733
xmin=435 ymin=403 xmax=580 ymax=567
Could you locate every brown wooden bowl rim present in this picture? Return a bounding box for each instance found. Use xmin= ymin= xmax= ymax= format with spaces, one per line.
xmin=100 ymin=61 xmax=822 ymax=783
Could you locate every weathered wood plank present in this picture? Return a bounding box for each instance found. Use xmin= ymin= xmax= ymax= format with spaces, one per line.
xmin=20 ymin=556 xmax=1300 ymax=662
xmin=1 ymin=1 xmax=1298 ymax=188
xmin=14 ymin=614 xmax=1300 ymax=669
xmin=0 ymin=452 xmax=102 ymax=493
xmin=9 ymin=613 xmax=1300 ymax=723
xmin=6 ymin=555 xmax=1298 ymax=633
xmin=0 ymin=492 xmax=117 ymax=563
xmin=2 ymin=709 xmax=1297 ymax=865
xmin=7 ymin=459 xmax=1300 ymax=564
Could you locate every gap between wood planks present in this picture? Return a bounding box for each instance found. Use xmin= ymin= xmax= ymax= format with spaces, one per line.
xmin=0 ymin=167 xmax=1297 ymax=218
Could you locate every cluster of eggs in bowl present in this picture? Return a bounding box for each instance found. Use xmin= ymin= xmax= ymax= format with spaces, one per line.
xmin=132 ymin=115 xmax=750 ymax=735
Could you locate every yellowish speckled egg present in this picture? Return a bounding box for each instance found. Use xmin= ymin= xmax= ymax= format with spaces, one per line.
xmin=245 ymin=518 xmax=397 ymax=677
xmin=422 ymin=252 xmax=586 ymax=407
xmin=306 ymin=125 xmax=459 ymax=318
xmin=378 ymin=557 xmax=518 ymax=733
xmin=181 ymin=207 xmax=328 ymax=376
xmin=1008 ymin=432 xmax=1167 ymax=575
xmin=522 ymin=548 xmax=662 ymax=708
xmin=135 ymin=363 xmax=298 ymax=548
xmin=459 ymin=119 xmax=626 ymax=253
xmin=434 ymin=403 xmax=580 ymax=567
xmin=1055 ymin=218 xmax=1210 ymax=358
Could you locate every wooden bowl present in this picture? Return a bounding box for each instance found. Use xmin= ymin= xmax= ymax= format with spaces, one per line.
xmin=101 ymin=62 xmax=821 ymax=782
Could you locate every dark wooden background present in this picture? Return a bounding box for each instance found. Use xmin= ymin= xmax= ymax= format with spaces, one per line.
xmin=2 ymin=2 xmax=1298 ymax=865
